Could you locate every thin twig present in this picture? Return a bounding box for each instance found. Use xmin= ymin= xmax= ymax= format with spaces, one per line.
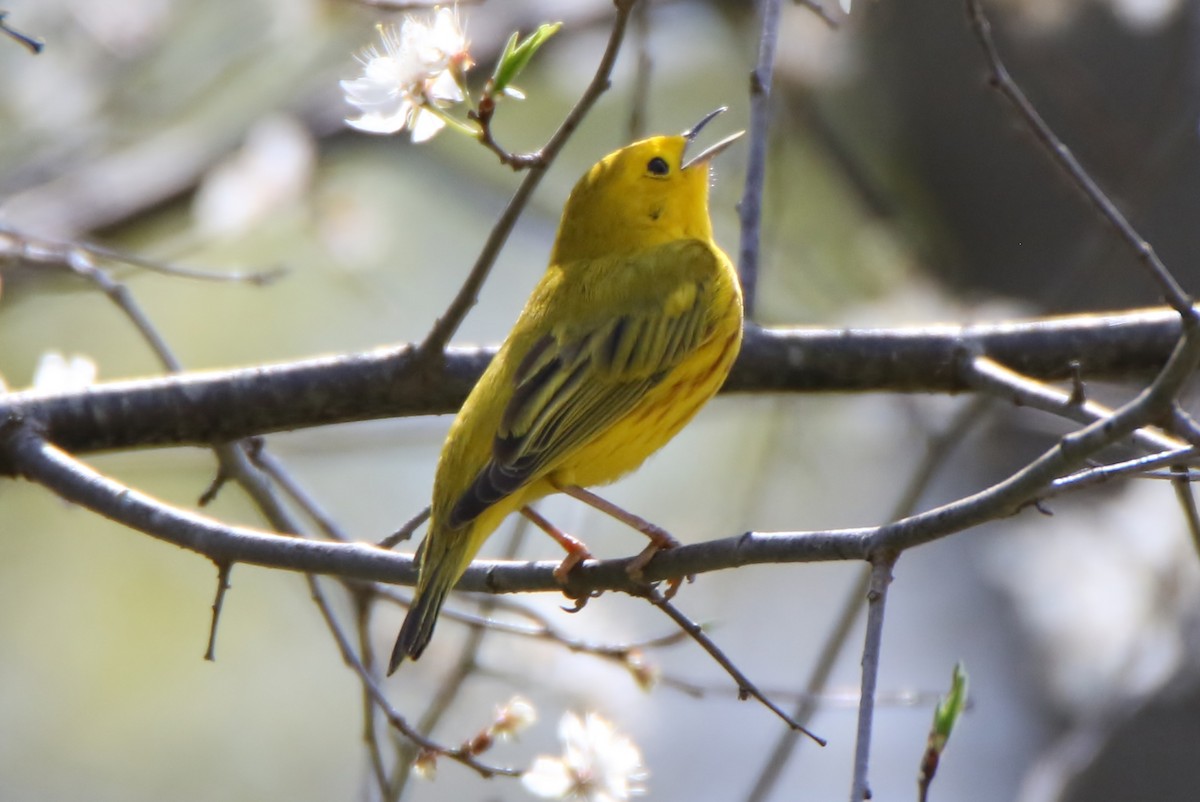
xmin=204 ymin=561 xmax=233 ymax=661
xmin=379 ymin=505 xmax=431 ymax=549
xmin=0 ymin=224 xmax=283 ymax=285
xmin=0 ymin=11 xmax=43 ymax=54
xmin=1049 ymin=447 xmax=1200 ymax=496
xmin=1170 ymin=466 xmax=1200 ymax=560
xmin=1168 ymin=405 xmax=1200 ymax=447
xmin=470 ymin=98 xmax=547 ymax=169
xmin=648 ymin=590 xmax=826 ymax=745
xmin=419 ymin=0 xmax=639 ymax=355
xmin=965 ymin=0 xmax=1194 ymax=317
xmin=65 ymin=250 xmax=185 ymax=371
xmin=247 ymin=442 xmax=352 ymax=542
xmin=967 ymin=355 xmax=1185 ymax=454
xmin=849 ymin=557 xmax=895 ymax=802
xmin=736 ymin=0 xmax=783 ymax=316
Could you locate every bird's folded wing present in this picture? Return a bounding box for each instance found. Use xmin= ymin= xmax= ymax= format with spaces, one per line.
xmin=447 ymin=277 xmax=712 ymax=528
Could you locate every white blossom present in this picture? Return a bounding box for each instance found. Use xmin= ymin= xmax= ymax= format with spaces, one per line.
xmin=494 ymin=696 xmax=538 ymax=740
xmin=33 ymin=351 xmax=97 ymax=393
xmin=340 ymin=8 xmax=471 ymax=142
xmin=192 ymin=115 xmax=315 ymax=237
xmin=522 ymin=712 xmax=647 ymax=802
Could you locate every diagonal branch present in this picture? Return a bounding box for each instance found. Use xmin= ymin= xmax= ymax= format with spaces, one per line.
xmin=965 ymin=0 xmax=1194 ymax=317
xmin=419 ymin=0 xmax=639 ymax=354
xmin=966 ymin=355 xmax=1185 ymax=453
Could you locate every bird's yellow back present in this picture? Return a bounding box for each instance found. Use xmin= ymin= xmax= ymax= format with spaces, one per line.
xmin=391 ymin=130 xmax=743 ymax=667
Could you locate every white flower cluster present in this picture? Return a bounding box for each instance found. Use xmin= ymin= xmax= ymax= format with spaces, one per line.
xmin=522 ymin=712 xmax=647 ymax=802
xmin=340 ymin=8 xmax=471 ymax=142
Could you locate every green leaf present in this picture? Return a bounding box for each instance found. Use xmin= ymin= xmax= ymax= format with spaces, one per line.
xmin=918 ymin=662 xmax=969 ymax=802
xmin=490 ymin=22 xmax=562 ymax=96
xmin=931 ymin=661 xmax=969 ymax=751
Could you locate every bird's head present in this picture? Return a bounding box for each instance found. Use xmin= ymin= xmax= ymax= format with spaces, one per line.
xmin=551 ymin=109 xmax=743 ymax=264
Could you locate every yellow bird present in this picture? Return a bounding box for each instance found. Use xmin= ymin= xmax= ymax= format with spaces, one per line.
xmin=390 ymin=110 xmax=744 ymax=672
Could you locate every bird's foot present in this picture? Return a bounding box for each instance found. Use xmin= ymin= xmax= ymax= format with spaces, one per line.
xmin=553 ymin=544 xmax=593 ymax=585
xmin=626 ymin=538 xmax=692 ymax=599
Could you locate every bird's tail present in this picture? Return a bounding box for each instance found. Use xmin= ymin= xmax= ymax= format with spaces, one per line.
xmin=388 ymin=527 xmax=461 ymax=674
xmin=388 ymin=583 xmax=446 ymax=673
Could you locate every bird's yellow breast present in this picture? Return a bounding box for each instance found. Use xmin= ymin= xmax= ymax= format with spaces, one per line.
xmin=545 ymin=250 xmax=742 ymax=489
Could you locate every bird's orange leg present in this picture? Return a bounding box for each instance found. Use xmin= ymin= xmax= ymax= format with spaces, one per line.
xmin=554 ymin=483 xmax=686 ymax=596
xmin=520 ymin=506 xmax=593 ymax=584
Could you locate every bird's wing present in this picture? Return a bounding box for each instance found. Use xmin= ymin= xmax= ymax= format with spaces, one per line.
xmin=447 ymin=262 xmax=715 ymax=528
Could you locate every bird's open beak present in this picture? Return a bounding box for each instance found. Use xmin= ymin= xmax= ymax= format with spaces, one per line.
xmin=682 ymin=107 xmax=744 ymax=170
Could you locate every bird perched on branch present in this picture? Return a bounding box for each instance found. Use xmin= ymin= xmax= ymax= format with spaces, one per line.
xmin=390 ymin=109 xmax=744 ymax=672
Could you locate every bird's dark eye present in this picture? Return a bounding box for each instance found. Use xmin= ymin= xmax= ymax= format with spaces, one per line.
xmin=647 ymin=157 xmax=669 ymax=176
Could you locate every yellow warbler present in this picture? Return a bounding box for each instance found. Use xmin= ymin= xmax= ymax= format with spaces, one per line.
xmin=390 ymin=110 xmax=744 ymax=671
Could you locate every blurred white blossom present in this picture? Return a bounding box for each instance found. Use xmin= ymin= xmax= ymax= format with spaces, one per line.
xmin=33 ymin=351 xmax=97 ymax=392
xmin=192 ymin=115 xmax=315 ymax=237
xmin=493 ymin=696 xmax=538 ymax=741
xmin=522 ymin=712 xmax=647 ymax=801
xmin=340 ymin=8 xmax=472 ymax=142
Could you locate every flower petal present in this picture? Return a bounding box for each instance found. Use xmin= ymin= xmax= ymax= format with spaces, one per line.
xmin=522 ymin=757 xmax=574 ymax=799
xmin=409 ymin=107 xmax=445 ymax=142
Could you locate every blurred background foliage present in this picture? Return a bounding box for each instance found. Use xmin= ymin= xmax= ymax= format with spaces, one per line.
xmin=2 ymin=0 xmax=1199 ymax=800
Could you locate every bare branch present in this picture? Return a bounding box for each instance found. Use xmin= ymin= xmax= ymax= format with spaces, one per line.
xmin=3 ymin=307 xmax=1194 ymax=469
xmin=850 ymin=557 xmax=895 ymax=802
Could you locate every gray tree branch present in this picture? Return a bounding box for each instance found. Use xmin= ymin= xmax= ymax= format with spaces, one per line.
xmin=0 ymin=306 xmax=1188 ymax=472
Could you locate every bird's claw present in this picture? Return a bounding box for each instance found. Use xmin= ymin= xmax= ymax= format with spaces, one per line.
xmin=560 ymin=590 xmax=601 ymax=613
xmin=625 ymin=541 xmax=692 ymax=599
xmin=553 ymin=547 xmax=592 ymax=585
